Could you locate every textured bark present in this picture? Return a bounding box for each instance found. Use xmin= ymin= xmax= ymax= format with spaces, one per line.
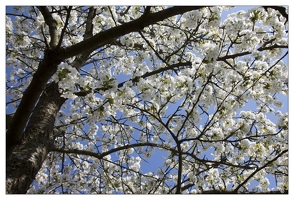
xmin=37 ymin=6 xmax=59 ymax=48
xmin=6 ymin=138 xmax=53 ymax=194
xmin=6 ymin=82 xmax=65 ymax=194
xmin=6 ymin=7 xmax=97 ymax=193
xmin=6 ymin=50 xmax=62 ymax=159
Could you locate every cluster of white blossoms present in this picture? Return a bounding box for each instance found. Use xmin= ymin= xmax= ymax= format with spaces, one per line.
xmin=7 ymin=6 xmax=288 ymax=194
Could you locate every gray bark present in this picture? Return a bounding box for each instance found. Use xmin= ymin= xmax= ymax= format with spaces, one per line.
xmin=6 ymin=6 xmax=96 ymax=192
xmin=6 ymin=51 xmax=62 ymax=159
xmin=6 ymin=82 xmax=65 ymax=193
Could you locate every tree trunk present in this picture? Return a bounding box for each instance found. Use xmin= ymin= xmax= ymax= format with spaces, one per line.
xmin=6 ymin=51 xmax=62 ymax=159
xmin=6 ymin=82 xmax=65 ymax=194
xmin=6 ymin=44 xmax=93 ymax=194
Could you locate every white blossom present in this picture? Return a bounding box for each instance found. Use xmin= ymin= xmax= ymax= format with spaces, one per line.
xmin=6 ymin=6 xmax=288 ymax=194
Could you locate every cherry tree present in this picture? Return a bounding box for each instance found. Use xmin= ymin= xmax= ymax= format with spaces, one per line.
xmin=6 ymin=6 xmax=288 ymax=194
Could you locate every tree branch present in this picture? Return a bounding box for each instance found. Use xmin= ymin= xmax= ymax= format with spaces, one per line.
xmin=6 ymin=114 xmax=13 ymax=130
xmin=175 ymin=146 xmax=183 ymax=194
xmin=57 ymin=6 xmax=72 ymax=49
xmin=217 ymin=44 xmax=288 ymax=61
xmin=51 ymin=142 xmax=159 ymax=159
xmin=263 ymin=6 xmax=288 ymax=22
xmin=74 ymin=61 xmax=192 ymax=96
xmin=233 ymin=149 xmax=288 ymax=193
xmin=83 ymin=7 xmax=96 ymax=40
xmin=69 ymin=6 xmax=96 ymax=71
xmin=138 ymin=30 xmax=167 ymax=64
xmin=37 ymin=6 xmax=59 ymax=48
xmin=108 ymin=6 xmax=118 ymax=27
xmin=59 ymin=6 xmax=205 ymax=60
xmin=201 ymin=189 xmax=288 ymax=194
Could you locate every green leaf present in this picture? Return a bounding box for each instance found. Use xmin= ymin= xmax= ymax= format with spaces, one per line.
xmin=250 ymin=10 xmax=261 ymax=23
xmin=264 ymin=83 xmax=272 ymax=89
xmin=85 ymin=83 xmax=91 ymax=91
xmin=162 ymin=78 xmax=169 ymax=84
xmin=177 ymin=82 xmax=186 ymax=89
xmin=102 ymin=77 xmax=116 ymax=88
xmin=240 ymin=123 xmax=245 ymax=130
xmin=114 ymin=182 xmax=119 ymax=188
xmin=58 ymin=69 xmax=70 ymax=80
xmin=118 ymin=90 xmax=125 ymax=97
xmin=237 ymin=174 xmax=244 ymax=182
xmin=108 ymin=97 xmax=114 ymax=105
xmin=98 ymin=106 xmax=104 ymax=112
